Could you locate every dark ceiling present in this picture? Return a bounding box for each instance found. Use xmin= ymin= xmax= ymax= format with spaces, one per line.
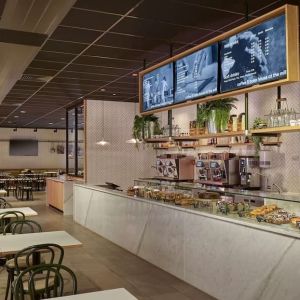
xmin=0 ymin=0 xmax=298 ymax=129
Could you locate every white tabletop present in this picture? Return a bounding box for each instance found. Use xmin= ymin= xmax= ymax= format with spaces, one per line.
xmin=48 ymin=289 xmax=138 ymax=300
xmin=0 ymin=207 xmax=38 ymax=217
xmin=0 ymin=230 xmax=82 ymax=255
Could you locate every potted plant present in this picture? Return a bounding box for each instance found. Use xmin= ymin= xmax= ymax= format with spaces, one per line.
xmin=196 ymin=98 xmax=237 ymax=134
xmin=206 ymin=98 xmax=237 ymax=133
xmin=132 ymin=114 xmax=161 ymax=147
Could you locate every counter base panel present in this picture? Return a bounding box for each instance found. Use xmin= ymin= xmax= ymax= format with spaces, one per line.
xmin=74 ymin=185 xmax=300 ymax=300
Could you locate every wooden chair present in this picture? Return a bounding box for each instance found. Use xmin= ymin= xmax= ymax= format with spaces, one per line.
xmin=0 ymin=198 xmax=12 ymax=209
xmin=5 ymin=179 xmax=18 ymax=198
xmin=13 ymin=264 xmax=77 ymax=299
xmin=17 ymin=179 xmax=33 ymax=201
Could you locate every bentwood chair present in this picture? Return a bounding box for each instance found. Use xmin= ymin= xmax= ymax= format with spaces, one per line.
xmin=13 ymin=264 xmax=77 ymax=300
xmin=0 ymin=198 xmax=12 ymax=208
xmin=0 ymin=211 xmax=25 ymax=234
xmin=3 ymin=221 xmax=43 ymax=300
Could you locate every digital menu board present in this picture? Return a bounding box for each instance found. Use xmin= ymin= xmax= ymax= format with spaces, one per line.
xmin=142 ymin=63 xmax=174 ymax=111
xmin=175 ymin=44 xmax=218 ymax=102
xmin=220 ymin=14 xmax=287 ymax=92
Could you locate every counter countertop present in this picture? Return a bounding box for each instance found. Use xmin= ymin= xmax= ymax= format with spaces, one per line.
xmin=74 ymin=183 xmax=300 ymax=240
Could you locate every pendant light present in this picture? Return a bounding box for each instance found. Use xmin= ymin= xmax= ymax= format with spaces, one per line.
xmin=96 ymin=101 xmax=110 ymax=146
xmin=126 ymin=102 xmax=142 ymax=144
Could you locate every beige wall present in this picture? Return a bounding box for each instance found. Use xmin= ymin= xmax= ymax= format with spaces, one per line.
xmin=85 ymin=100 xmax=156 ymax=189
xmin=0 ymin=128 xmax=66 ymax=170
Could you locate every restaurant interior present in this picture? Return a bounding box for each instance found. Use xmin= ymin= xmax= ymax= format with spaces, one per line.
xmin=0 ymin=0 xmax=300 ymax=299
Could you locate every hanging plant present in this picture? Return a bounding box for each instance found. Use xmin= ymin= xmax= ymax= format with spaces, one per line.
xmin=251 ymin=117 xmax=267 ymax=156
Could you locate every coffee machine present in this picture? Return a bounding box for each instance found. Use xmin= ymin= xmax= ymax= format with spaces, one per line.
xmin=195 ymin=152 xmax=239 ymax=186
xmin=156 ymin=154 xmax=194 ymax=181
xmin=239 ymin=156 xmax=261 ymax=189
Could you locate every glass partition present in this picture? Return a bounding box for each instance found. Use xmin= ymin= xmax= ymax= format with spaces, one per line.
xmin=66 ymin=102 xmax=84 ymax=178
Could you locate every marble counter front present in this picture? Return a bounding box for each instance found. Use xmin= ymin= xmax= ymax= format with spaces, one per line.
xmin=74 ymin=184 xmax=300 ymax=300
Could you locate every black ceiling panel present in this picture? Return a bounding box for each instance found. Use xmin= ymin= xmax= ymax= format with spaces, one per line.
xmin=35 ymin=51 xmax=77 ymax=63
xmin=42 ymin=40 xmax=87 ymax=54
xmin=51 ymin=26 xmax=101 ymax=43
xmin=60 ymin=8 xmax=120 ymax=31
xmin=28 ymin=60 xmax=66 ymax=71
xmin=24 ymin=68 xmax=58 ymax=76
xmin=73 ymin=0 xmax=141 ymax=14
xmin=112 ymin=17 xmax=209 ymax=42
xmin=73 ymin=55 xmax=140 ymax=69
xmin=64 ymin=64 xmax=133 ymax=76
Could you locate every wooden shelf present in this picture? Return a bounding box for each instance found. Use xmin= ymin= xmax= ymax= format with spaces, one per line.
xmin=174 ymin=131 xmax=245 ymax=141
xmin=144 ymin=138 xmax=170 ymax=143
xmin=251 ymin=125 xmax=300 ymax=135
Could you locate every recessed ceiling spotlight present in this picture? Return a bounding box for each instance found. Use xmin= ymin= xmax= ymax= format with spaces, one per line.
xmin=113 ymin=93 xmax=117 ymax=96
xmin=100 ymin=88 xmax=106 ymax=92
xmin=20 ymin=110 xmax=26 ymax=114
xmin=7 ymin=121 xmax=12 ymax=124
xmin=61 ymin=117 xmax=65 ymax=120
xmin=14 ymin=116 xmax=19 ymax=118
xmin=49 ymin=122 xmax=53 ymax=125
xmin=132 ymin=73 xmax=138 ymax=77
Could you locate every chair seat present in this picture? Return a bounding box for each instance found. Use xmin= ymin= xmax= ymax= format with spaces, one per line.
xmin=6 ymin=256 xmax=45 ymax=269
xmin=14 ymin=275 xmax=55 ymax=292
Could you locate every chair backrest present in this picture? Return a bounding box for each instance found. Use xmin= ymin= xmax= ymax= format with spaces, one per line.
xmin=0 ymin=197 xmax=12 ymax=208
xmin=3 ymin=220 xmax=42 ymax=235
xmin=0 ymin=211 xmax=25 ymax=233
xmin=13 ymin=264 xmax=77 ymax=300
xmin=14 ymin=243 xmax=64 ymax=274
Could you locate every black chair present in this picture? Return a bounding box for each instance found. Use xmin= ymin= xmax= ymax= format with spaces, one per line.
xmin=3 ymin=220 xmax=42 ymax=300
xmin=0 ymin=198 xmax=12 ymax=209
xmin=5 ymin=179 xmax=18 ymax=198
xmin=0 ymin=211 xmax=25 ymax=234
xmin=17 ymin=179 xmax=33 ymax=201
xmin=13 ymin=264 xmax=77 ymax=299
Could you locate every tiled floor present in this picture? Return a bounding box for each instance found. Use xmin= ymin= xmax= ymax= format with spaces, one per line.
xmin=0 ymin=193 xmax=216 ymax=300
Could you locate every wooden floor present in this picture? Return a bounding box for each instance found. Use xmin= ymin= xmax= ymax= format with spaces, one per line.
xmin=0 ymin=192 xmax=216 ymax=300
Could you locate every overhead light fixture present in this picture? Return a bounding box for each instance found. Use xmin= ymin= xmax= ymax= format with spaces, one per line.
xmin=34 ymin=128 xmax=37 ymax=132
xmin=20 ymin=110 xmax=26 ymax=114
xmin=132 ymin=73 xmax=138 ymax=77
xmin=100 ymin=88 xmax=106 ymax=92
xmin=14 ymin=116 xmax=19 ymax=118
xmin=96 ymin=101 xmax=110 ymax=146
xmin=113 ymin=93 xmax=117 ymax=96
xmin=61 ymin=117 xmax=65 ymax=120
xmin=7 ymin=121 xmax=12 ymax=124
xmin=13 ymin=128 xmax=17 ymax=132
xmin=49 ymin=122 xmax=53 ymax=125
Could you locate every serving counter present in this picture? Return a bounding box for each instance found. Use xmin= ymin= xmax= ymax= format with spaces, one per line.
xmin=46 ymin=178 xmax=74 ymax=215
xmin=74 ymin=183 xmax=300 ymax=300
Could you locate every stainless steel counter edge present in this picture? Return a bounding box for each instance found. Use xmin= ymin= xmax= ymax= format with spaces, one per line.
xmin=74 ymin=184 xmax=300 ymax=240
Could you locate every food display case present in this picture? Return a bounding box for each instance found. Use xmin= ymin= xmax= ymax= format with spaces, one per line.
xmin=131 ymin=179 xmax=300 ymax=237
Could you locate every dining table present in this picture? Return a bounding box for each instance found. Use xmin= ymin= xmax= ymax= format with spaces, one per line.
xmin=0 ymin=230 xmax=82 ymax=256
xmin=0 ymin=189 xmax=7 ymax=197
xmin=46 ymin=288 xmax=138 ymax=300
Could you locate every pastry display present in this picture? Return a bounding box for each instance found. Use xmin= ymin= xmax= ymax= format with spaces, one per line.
xmin=250 ymin=204 xmax=278 ymax=217
xmin=291 ymin=217 xmax=300 ymax=225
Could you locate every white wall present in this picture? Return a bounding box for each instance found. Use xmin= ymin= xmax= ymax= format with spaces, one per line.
xmin=86 ymin=100 xmax=156 ymax=189
xmin=0 ymin=128 xmax=66 ymax=170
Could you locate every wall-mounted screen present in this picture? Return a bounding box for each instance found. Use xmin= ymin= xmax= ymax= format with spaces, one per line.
xmin=175 ymin=44 xmax=218 ymax=102
xmin=142 ymin=63 xmax=174 ymax=111
xmin=220 ymin=14 xmax=286 ymax=92
xmin=9 ymin=140 xmax=38 ymax=156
